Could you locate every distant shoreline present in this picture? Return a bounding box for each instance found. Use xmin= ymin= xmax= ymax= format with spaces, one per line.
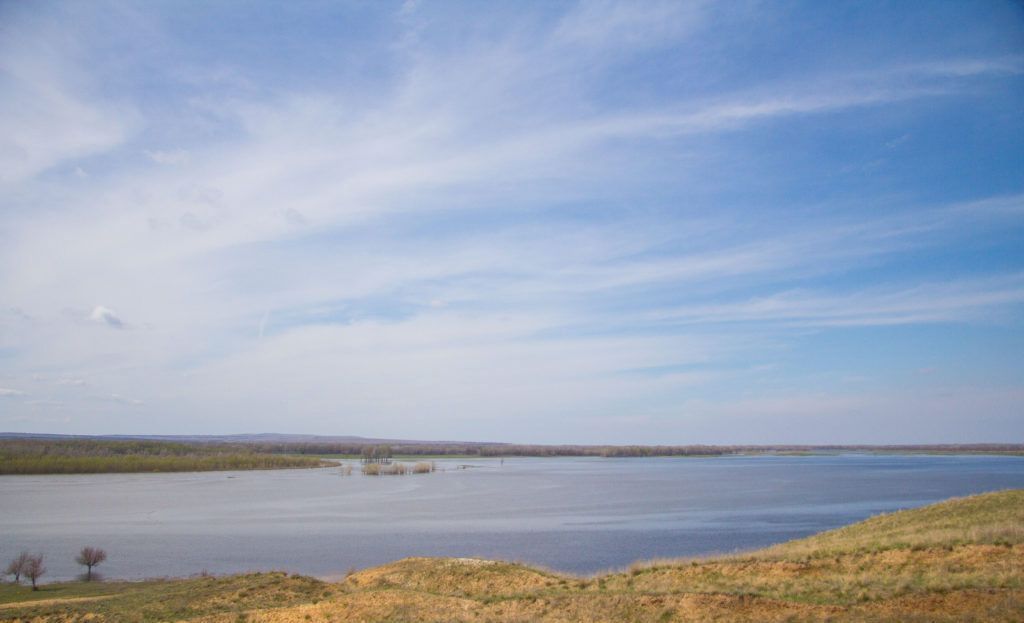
xmin=2 ymin=437 xmax=1022 ymax=475
xmin=0 ymin=439 xmax=331 ymax=475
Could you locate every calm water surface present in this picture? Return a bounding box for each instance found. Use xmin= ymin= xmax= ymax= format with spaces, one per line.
xmin=2 ymin=454 xmax=1023 ymax=580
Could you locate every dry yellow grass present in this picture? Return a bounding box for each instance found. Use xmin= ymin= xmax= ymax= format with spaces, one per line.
xmin=412 ymin=461 xmax=435 ymax=474
xmin=2 ymin=490 xmax=1022 ymax=622
xmin=363 ymin=462 xmax=428 ymax=475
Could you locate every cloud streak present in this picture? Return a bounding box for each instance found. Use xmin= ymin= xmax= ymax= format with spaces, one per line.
xmin=89 ymin=306 xmax=124 ymax=329
xmin=650 ymin=275 xmax=1024 ymax=328
xmin=0 ymin=1 xmax=1021 ymax=441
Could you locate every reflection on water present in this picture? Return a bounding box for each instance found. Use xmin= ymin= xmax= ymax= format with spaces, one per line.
xmin=1 ymin=454 xmax=1022 ymax=579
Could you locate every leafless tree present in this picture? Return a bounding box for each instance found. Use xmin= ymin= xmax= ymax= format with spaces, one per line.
xmin=5 ymin=551 xmax=31 ymax=583
xmin=23 ymin=554 xmax=45 ymax=590
xmin=75 ymin=547 xmax=107 ymax=581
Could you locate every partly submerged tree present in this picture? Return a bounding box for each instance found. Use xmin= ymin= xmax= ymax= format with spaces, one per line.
xmin=5 ymin=551 xmax=31 ymax=583
xmin=361 ymin=445 xmax=393 ymax=464
xmin=75 ymin=546 xmax=107 ymax=581
xmin=24 ymin=554 xmax=45 ymax=590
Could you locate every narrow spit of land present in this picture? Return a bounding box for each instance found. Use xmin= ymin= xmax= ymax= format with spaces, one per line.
xmin=0 ymin=439 xmax=329 ymax=475
xmin=2 ymin=436 xmax=1022 ymax=474
xmin=1 ymin=490 xmax=1021 ymax=622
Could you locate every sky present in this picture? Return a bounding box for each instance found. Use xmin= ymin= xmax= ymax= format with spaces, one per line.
xmin=0 ymin=1 xmax=1022 ymax=444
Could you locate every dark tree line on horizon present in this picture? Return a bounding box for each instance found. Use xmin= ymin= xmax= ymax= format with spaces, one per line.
xmin=244 ymin=441 xmax=1024 ymax=458
xmin=2 ymin=438 xmax=1022 ymax=469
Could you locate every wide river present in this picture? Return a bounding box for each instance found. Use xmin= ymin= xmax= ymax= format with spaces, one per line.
xmin=2 ymin=454 xmax=1023 ymax=580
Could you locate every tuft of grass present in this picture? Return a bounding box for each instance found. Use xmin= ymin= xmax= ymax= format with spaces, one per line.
xmin=363 ymin=461 xmax=437 ymax=475
xmin=362 ymin=462 xmax=408 ymax=475
xmin=413 ymin=461 xmax=436 ymax=473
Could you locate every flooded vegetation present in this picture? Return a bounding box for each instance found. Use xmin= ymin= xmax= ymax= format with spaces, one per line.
xmin=361 ymin=462 xmax=437 ymax=475
xmin=2 ymin=437 xmax=1021 ymax=475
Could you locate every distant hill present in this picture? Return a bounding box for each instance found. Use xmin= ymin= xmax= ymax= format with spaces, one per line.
xmin=0 ymin=432 xmax=496 ymax=445
xmin=1 ymin=433 xmax=1021 ymax=456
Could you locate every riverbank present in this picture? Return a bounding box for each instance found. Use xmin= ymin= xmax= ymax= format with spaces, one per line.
xmin=2 ymin=489 xmax=1020 ymax=621
xmin=0 ymin=439 xmax=330 ymax=475
xmin=5 ymin=436 xmax=1022 ymax=475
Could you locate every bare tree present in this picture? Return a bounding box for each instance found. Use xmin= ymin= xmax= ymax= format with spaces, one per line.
xmin=5 ymin=551 xmax=31 ymax=583
xmin=23 ymin=554 xmax=45 ymax=590
xmin=75 ymin=547 xmax=107 ymax=581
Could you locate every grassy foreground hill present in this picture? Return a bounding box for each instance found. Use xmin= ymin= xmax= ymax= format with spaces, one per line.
xmin=2 ymin=490 xmax=1021 ymax=622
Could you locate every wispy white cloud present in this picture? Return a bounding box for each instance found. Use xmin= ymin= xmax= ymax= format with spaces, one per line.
xmin=89 ymin=306 xmax=124 ymax=329
xmin=0 ymin=1 xmax=1020 ymax=440
xmin=667 ymin=385 xmax=1024 ymax=445
xmin=144 ymin=149 xmax=190 ymax=166
xmin=553 ymin=0 xmax=708 ymax=50
xmin=650 ymin=275 xmax=1024 ymax=328
xmin=0 ymin=16 xmax=136 ymax=185
xmin=26 ymin=399 xmax=64 ymax=408
xmin=103 ymin=393 xmax=144 ymax=406
xmin=897 ymin=55 xmax=1024 ymax=78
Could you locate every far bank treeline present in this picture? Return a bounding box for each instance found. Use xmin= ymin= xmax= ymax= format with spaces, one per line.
xmin=2 ymin=438 xmax=1022 ymax=475
xmin=245 ymin=441 xmax=1024 ymax=458
xmin=0 ymin=439 xmax=329 ymax=475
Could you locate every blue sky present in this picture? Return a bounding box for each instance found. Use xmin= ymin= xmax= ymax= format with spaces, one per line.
xmin=1 ymin=1 xmax=1022 ymax=443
